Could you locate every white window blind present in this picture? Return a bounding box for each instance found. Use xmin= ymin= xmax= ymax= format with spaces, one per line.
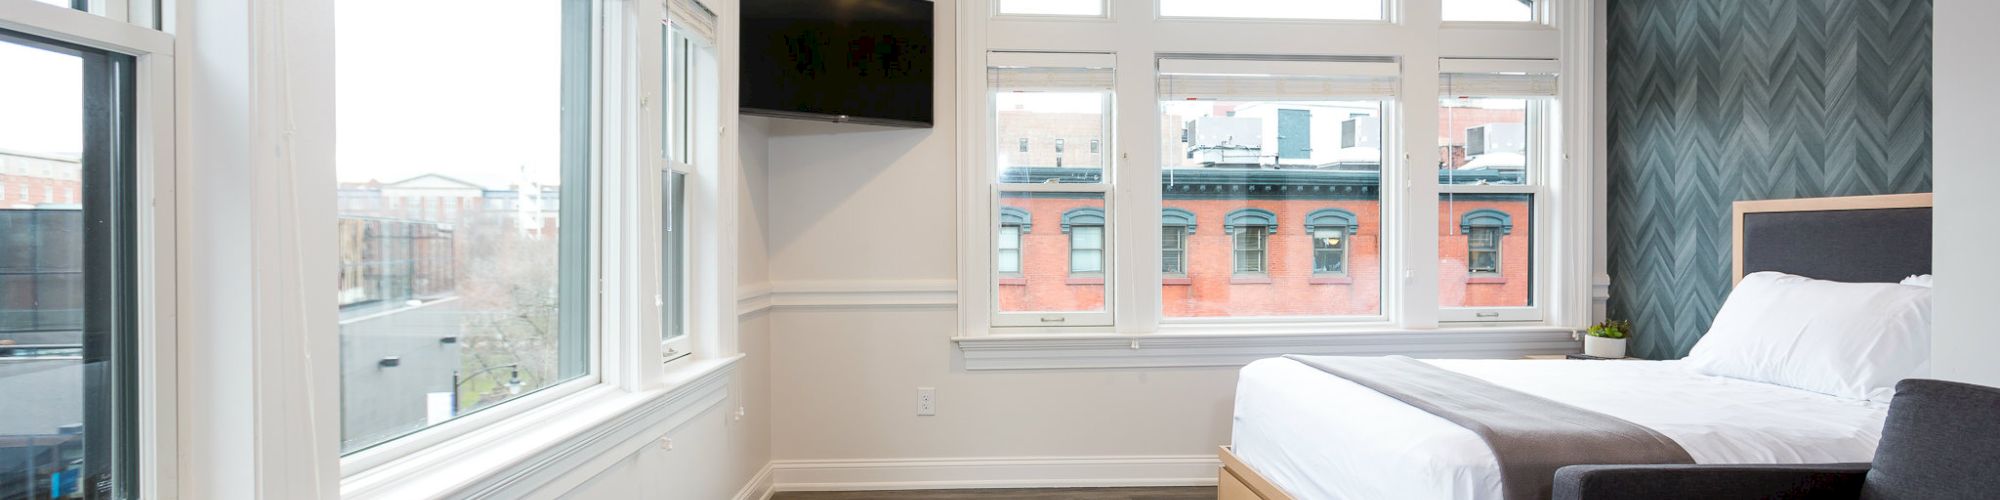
xmin=988 ymin=52 xmax=1115 ymax=91
xmin=1439 ymin=59 xmax=1559 ymax=97
xmin=668 ymin=0 xmax=718 ymax=43
xmin=1157 ymin=58 xmax=1400 ymax=101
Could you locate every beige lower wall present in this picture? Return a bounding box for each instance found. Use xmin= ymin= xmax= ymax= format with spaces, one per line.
xmin=769 ymin=307 xmax=1239 ymax=461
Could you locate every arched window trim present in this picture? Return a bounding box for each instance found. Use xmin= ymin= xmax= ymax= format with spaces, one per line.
xmin=1000 ymin=206 xmax=1033 ymax=233
xmin=1224 ymin=208 xmax=1278 ymax=235
xmin=1303 ymin=208 xmax=1360 ymax=233
xmin=1161 ymin=208 xmax=1197 ymax=234
xmin=1061 ymin=207 xmax=1105 ymax=233
xmin=1460 ymin=209 xmax=1514 ymax=234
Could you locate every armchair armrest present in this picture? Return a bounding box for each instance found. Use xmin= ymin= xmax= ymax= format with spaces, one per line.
xmin=1553 ymin=463 xmax=1871 ymax=500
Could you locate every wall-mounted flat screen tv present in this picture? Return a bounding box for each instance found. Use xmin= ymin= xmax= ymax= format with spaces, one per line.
xmin=740 ymin=0 xmax=934 ymax=128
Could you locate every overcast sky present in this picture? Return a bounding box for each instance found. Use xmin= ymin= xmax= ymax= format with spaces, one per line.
xmin=336 ymin=0 xmax=564 ymax=186
xmin=0 ymin=41 xmax=82 ymax=157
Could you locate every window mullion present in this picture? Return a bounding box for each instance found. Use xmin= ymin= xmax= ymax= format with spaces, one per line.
xmin=1398 ymin=1 xmax=1444 ymax=329
xmin=1111 ymin=44 xmax=1158 ymax=334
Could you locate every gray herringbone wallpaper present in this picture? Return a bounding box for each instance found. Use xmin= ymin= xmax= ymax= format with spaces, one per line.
xmin=1607 ymin=0 xmax=1932 ymax=359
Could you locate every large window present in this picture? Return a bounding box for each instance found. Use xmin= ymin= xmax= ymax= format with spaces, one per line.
xmin=662 ymin=8 xmax=717 ymax=362
xmin=1437 ymin=63 xmax=1554 ymax=316
xmin=334 ymin=0 xmax=594 ymax=454
xmin=990 ymin=53 xmax=1115 ymax=326
xmin=1158 ymin=58 xmax=1394 ymax=319
xmin=997 ymin=0 xmax=1104 ymax=17
xmin=1445 ymin=0 xmax=1537 ymax=22
xmin=0 ymin=30 xmax=137 ymax=499
xmin=1160 ymin=0 xmax=1383 ymax=20
xmin=963 ymin=0 xmax=1580 ymax=343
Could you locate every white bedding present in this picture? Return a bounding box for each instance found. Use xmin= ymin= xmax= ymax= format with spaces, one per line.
xmin=1232 ymin=357 xmax=1890 ymax=500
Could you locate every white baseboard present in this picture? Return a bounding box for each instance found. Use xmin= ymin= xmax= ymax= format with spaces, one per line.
xmin=768 ymin=455 xmax=1219 ymax=492
xmin=732 ymin=463 xmax=776 ymax=500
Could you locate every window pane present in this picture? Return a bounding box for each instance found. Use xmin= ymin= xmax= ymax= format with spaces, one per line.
xmin=997 ymin=226 xmax=1021 ymax=274
xmin=0 ymin=31 xmax=135 ymax=499
xmin=1160 ymin=0 xmax=1382 ymax=20
xmin=662 ymin=171 xmax=686 ymax=344
xmin=1162 ymin=96 xmax=1384 ymax=318
xmin=335 ymin=0 xmax=592 ymax=454
xmin=1313 ymin=228 xmax=1347 ymax=275
xmin=997 ymin=192 xmax=1105 ymax=313
xmin=1439 ymin=97 xmax=1529 ymax=185
xmin=997 ymin=0 xmax=1103 ymax=16
xmin=1441 ymin=193 xmax=1532 ymax=308
xmin=1162 ymin=227 xmax=1186 ymax=275
xmin=1444 ymin=0 xmax=1535 ymax=22
xmin=996 ymin=91 xmax=1107 ymax=183
xmin=1069 ymin=226 xmax=1103 ymax=273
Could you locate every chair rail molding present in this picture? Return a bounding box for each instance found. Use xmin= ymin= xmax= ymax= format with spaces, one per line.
xmin=738 ymin=279 xmax=959 ymax=316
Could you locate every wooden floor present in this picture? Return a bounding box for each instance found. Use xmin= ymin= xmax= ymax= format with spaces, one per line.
xmin=771 ymin=487 xmax=1216 ymax=500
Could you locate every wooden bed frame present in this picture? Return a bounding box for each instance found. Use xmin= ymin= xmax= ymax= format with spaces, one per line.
xmin=1216 ymin=193 xmax=1934 ymax=500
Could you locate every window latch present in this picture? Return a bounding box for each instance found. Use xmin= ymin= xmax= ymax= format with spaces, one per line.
xmin=1040 ymin=316 xmax=1066 ymax=323
xmin=1476 ymin=312 xmax=1501 ymax=318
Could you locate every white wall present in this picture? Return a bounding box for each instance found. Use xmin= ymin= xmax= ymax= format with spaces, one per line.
xmin=758 ymin=1 xmax=1236 ymax=487
xmin=1931 ymin=0 xmax=2000 ymax=386
xmin=555 ymin=116 xmax=778 ymax=500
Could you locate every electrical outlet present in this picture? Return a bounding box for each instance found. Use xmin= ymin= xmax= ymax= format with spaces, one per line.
xmin=916 ymin=387 xmax=937 ymax=416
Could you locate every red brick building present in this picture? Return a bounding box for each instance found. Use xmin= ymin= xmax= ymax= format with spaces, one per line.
xmin=997 ymin=168 xmax=1530 ymax=317
xmin=0 ymin=150 xmax=83 ymax=208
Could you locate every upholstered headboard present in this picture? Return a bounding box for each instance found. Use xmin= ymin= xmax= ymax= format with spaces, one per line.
xmin=1732 ymin=193 xmax=1933 ymax=285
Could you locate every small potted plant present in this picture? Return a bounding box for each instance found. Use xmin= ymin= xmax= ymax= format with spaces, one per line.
xmin=1584 ymin=320 xmax=1630 ymax=359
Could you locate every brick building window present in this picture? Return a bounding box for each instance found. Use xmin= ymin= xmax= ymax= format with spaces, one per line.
xmin=1305 ymin=209 xmax=1357 ymax=276
xmin=1161 ymin=208 xmax=1196 ymax=275
xmin=1467 ymin=227 xmax=1500 ymax=275
xmin=1063 ymin=208 xmax=1105 ymax=274
xmin=998 ymin=207 xmax=1030 ymax=275
xmin=1018 ymin=138 xmax=1028 ymax=152
xmin=1461 ymin=209 xmax=1512 ymax=276
xmin=1234 ymin=228 xmax=1267 ymax=274
xmin=1225 ymin=209 xmax=1277 ymax=276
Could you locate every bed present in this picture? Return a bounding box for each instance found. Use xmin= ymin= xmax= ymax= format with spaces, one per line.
xmin=1219 ymin=193 xmax=1934 ymax=500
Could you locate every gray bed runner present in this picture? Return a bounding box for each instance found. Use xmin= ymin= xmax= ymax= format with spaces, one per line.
xmin=1283 ymin=355 xmax=1694 ymax=500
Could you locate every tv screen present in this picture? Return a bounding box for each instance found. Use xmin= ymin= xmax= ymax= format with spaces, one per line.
xmin=740 ymin=0 xmax=934 ymax=128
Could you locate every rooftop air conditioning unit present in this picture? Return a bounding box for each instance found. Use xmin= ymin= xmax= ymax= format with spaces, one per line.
xmin=1464 ymin=123 xmax=1526 ymax=157
xmin=1186 ymin=116 xmax=1264 ymax=166
xmin=1341 ymin=116 xmax=1381 ymax=149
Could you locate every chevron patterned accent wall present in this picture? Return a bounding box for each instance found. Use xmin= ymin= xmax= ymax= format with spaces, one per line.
xmin=1607 ymin=0 xmax=1932 ymax=359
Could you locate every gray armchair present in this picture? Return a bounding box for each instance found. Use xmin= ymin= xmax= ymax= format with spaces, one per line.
xmin=1554 ymin=379 xmax=2000 ymax=500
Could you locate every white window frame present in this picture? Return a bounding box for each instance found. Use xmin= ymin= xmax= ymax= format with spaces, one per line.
xmin=1437 ymin=58 xmax=1558 ymax=323
xmin=333 ymin=0 xmax=743 ymax=495
xmin=984 ymin=50 xmax=1118 ymax=329
xmin=0 ymin=1 xmax=176 ymax=497
xmin=659 ymin=13 xmax=715 ymax=364
xmin=336 ymin=0 xmax=610 ymax=474
xmin=956 ymin=0 xmax=1597 ymax=358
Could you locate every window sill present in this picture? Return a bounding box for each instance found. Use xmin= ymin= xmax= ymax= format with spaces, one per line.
xmin=952 ymin=327 xmax=1580 ymax=370
xmin=1308 ymin=276 xmax=1353 ymax=285
xmin=341 ymin=355 xmax=743 ymax=499
xmin=1466 ymin=276 xmax=1508 ymax=284
xmin=1229 ymin=276 xmax=1273 ymax=284
xmin=1065 ymin=276 xmax=1105 ymax=285
xmin=998 ymin=277 xmax=1027 ymax=286
xmin=1163 ymin=276 xmax=1192 ymax=286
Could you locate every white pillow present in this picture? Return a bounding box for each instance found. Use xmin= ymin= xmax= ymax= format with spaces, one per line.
xmin=1684 ymin=272 xmax=1930 ymax=402
xmin=1901 ymin=274 xmax=1933 ymax=288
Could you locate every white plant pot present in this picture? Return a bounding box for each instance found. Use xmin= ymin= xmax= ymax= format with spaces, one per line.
xmin=1584 ymin=336 xmax=1627 ymax=358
